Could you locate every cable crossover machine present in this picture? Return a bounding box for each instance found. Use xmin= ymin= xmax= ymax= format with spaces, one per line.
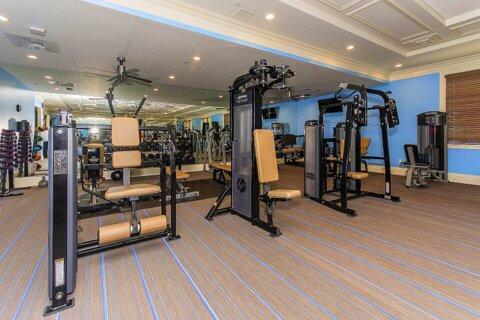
xmin=304 ymin=83 xmax=400 ymax=216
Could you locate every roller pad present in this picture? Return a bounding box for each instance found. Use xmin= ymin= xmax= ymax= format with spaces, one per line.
xmin=140 ymin=215 xmax=167 ymax=235
xmin=98 ymin=222 xmax=131 ymax=244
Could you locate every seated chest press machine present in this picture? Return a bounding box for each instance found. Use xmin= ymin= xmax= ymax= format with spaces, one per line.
xmin=304 ymin=83 xmax=400 ymax=216
xmin=44 ymin=109 xmax=180 ymax=315
xmin=205 ymin=59 xmax=301 ymax=237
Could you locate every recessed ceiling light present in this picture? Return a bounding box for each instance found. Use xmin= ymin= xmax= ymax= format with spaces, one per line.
xmin=265 ymin=13 xmax=275 ymax=20
xmin=395 ymin=64 xmax=403 ymax=68
xmin=346 ymin=45 xmax=355 ymax=50
xmin=153 ymin=88 xmax=159 ymax=91
xmin=270 ymin=100 xmax=274 ymax=104
xmin=218 ymin=95 xmax=223 ymax=98
xmin=45 ymin=75 xmax=52 ymax=79
xmin=0 ymin=15 xmax=9 ymax=22
xmin=168 ymin=75 xmax=176 ymax=79
xmin=193 ymin=56 xmax=201 ymax=61
xmin=300 ymin=95 xmax=305 ymax=98
xmin=27 ymin=54 xmax=38 ymax=60
xmin=54 ymin=87 xmax=60 ymax=91
xmin=201 ymin=101 xmax=205 ymax=104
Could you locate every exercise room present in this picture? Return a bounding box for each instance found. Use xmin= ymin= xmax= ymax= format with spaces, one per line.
xmin=1 ymin=0 xmax=479 ymax=319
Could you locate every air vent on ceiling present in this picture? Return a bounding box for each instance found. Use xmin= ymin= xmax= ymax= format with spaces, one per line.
xmin=5 ymin=33 xmax=61 ymax=54
xmin=233 ymin=9 xmax=254 ymax=20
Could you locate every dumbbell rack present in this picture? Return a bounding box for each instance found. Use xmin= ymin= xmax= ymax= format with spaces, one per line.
xmin=0 ymin=129 xmax=22 ymax=197
xmin=17 ymin=127 xmax=32 ymax=177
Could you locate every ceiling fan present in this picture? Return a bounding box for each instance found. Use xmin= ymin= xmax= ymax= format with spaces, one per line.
xmin=107 ymin=57 xmax=152 ymax=89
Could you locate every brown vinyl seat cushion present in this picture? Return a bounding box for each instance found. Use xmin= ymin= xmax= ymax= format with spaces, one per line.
xmin=267 ymin=189 xmax=302 ymax=200
xmin=165 ymin=168 xmax=190 ymax=180
xmin=105 ymin=183 xmax=161 ymax=200
xmin=209 ymin=162 xmax=232 ymax=172
xmin=254 ymin=129 xmax=301 ymax=201
xmin=347 ymin=172 xmax=369 ymax=180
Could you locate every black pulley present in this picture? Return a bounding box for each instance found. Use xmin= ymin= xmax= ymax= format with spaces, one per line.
xmin=111 ymin=170 xmax=123 ymax=181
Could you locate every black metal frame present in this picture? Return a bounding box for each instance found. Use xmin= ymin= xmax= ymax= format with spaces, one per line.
xmin=75 ymin=154 xmax=180 ymax=258
xmin=305 ymin=84 xmax=400 ymax=217
xmin=45 ymin=116 xmax=179 ymax=316
xmin=205 ymin=59 xmax=293 ymax=236
xmin=205 ymin=168 xmax=232 ymax=220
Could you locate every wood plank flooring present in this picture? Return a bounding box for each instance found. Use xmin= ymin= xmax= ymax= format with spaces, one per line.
xmin=1 ymin=165 xmax=479 ymax=319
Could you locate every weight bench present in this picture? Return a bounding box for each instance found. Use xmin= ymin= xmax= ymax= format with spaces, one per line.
xmin=164 ymin=167 xmax=200 ymax=200
xmin=282 ymin=146 xmax=304 ymax=165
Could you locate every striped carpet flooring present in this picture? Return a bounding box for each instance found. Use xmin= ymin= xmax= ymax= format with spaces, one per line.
xmin=0 ymin=165 xmax=479 ymax=319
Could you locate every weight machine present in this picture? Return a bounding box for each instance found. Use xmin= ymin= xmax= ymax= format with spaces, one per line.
xmin=45 ymin=105 xmax=180 ymax=315
xmin=304 ymin=83 xmax=400 ymax=216
xmin=205 ymin=59 xmax=300 ymax=236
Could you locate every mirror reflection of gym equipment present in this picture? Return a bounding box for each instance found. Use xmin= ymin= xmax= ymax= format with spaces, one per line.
xmin=3 ymin=2 xmax=480 ymax=318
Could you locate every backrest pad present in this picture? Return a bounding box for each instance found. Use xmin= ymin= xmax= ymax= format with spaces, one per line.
xmin=111 ymin=117 xmax=141 ymax=168
xmin=253 ymin=129 xmax=279 ymax=184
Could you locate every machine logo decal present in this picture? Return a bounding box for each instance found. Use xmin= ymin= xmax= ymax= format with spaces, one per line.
xmin=236 ymin=177 xmax=246 ymax=193
xmin=236 ymin=94 xmax=248 ymax=104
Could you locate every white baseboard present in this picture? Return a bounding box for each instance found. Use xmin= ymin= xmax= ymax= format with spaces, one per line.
xmin=368 ymin=164 xmax=480 ymax=186
xmin=447 ymin=173 xmax=480 ymax=186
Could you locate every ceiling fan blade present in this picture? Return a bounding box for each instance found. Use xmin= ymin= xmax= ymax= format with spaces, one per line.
xmin=107 ymin=75 xmax=118 ymax=82
xmin=125 ymin=74 xmax=152 ymax=84
xmin=111 ymin=79 xmax=122 ymax=88
xmin=125 ymin=68 xmax=139 ymax=74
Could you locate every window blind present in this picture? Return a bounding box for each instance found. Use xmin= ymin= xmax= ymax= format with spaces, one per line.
xmin=445 ymin=69 xmax=480 ymax=144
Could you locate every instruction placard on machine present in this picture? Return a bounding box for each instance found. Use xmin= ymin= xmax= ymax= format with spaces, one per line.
xmin=55 ymin=258 xmax=65 ymax=287
xmin=53 ymin=150 xmax=68 ymax=175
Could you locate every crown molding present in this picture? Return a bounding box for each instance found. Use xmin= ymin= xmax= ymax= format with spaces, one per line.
xmin=390 ymin=53 xmax=480 ymax=80
xmin=278 ymin=0 xmax=409 ymax=55
xmin=83 ymin=0 xmax=391 ymax=82
xmin=407 ymin=33 xmax=480 ymax=56
xmin=411 ymin=0 xmax=445 ymax=24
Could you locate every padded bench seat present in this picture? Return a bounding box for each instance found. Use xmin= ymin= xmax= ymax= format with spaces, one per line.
xmin=210 ymin=162 xmax=232 ymax=172
xmin=347 ymin=172 xmax=369 ymax=180
xmin=165 ymin=168 xmax=190 ymax=180
xmin=267 ymin=189 xmax=302 ymax=200
xmin=105 ymin=183 xmax=161 ymax=200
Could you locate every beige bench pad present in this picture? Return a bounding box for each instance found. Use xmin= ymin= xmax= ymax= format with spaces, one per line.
xmin=210 ymin=162 xmax=232 ymax=172
xmin=105 ymin=183 xmax=161 ymax=200
xmin=268 ymin=189 xmax=301 ymax=200
xmin=165 ymin=168 xmax=190 ymax=180
xmin=347 ymin=172 xmax=369 ymax=180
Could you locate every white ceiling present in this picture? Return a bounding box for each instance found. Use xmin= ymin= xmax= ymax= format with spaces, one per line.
xmin=423 ymin=0 xmax=480 ymax=20
xmin=0 ymin=0 xmax=479 ymax=119
xmin=175 ymin=0 xmax=480 ymax=69
xmin=0 ymin=0 xmax=381 ymax=118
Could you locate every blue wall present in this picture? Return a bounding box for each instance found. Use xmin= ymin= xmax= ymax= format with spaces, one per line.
xmin=192 ymin=117 xmax=202 ymax=131
xmin=268 ymin=73 xmax=478 ymax=177
xmin=262 ymin=101 xmax=296 ymax=134
xmin=0 ymin=67 xmax=36 ymax=131
xmin=210 ymin=113 xmax=224 ymax=127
